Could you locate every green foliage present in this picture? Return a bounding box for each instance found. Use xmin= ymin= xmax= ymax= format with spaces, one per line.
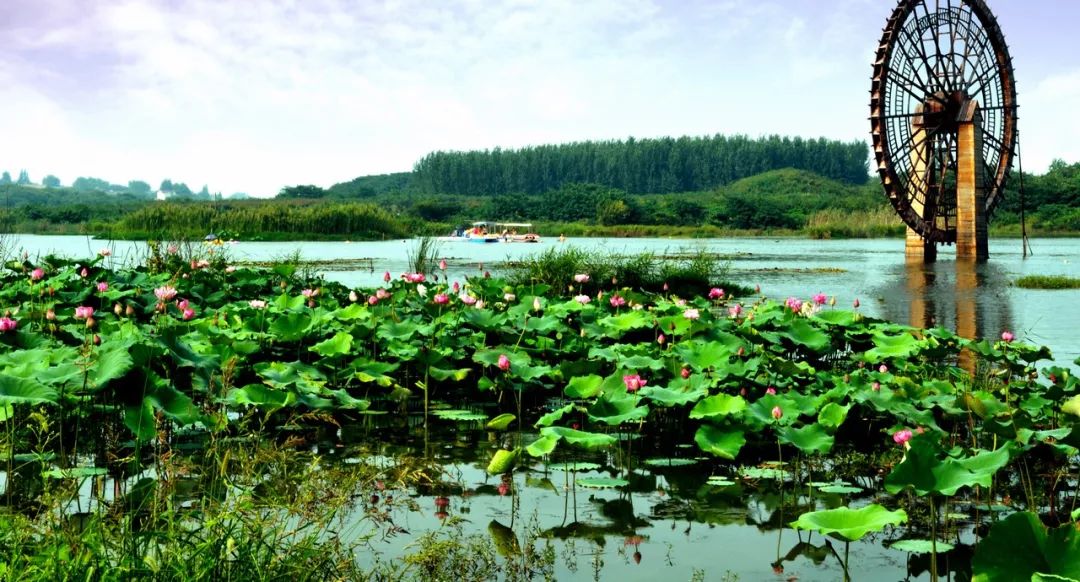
xmin=413 ymin=134 xmax=870 ymax=196
xmin=1015 ymin=275 xmax=1080 ymax=289
xmin=972 ymin=512 xmax=1080 ymax=582
xmin=790 ymin=504 xmax=908 ymax=541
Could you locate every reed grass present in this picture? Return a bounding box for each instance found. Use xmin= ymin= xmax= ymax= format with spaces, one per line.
xmin=805 ymin=207 xmax=905 ymax=239
xmin=1014 ymin=275 xmax=1080 ymax=289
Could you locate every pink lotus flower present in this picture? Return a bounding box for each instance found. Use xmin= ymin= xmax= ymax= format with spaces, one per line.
xmin=662 ymin=282 xmax=669 ymax=291
xmin=434 ymin=293 xmax=449 ymax=305
xmin=403 ymin=273 xmax=426 ymax=283
xmin=96 ymin=281 xmax=109 ymax=293
xmin=681 ymin=367 xmax=691 ymax=379
xmin=872 ymin=381 xmax=881 ymax=391
xmin=460 ymin=294 xmax=477 ymax=306
xmin=30 ymin=268 xmax=44 ymax=281
xmin=574 ymin=294 xmax=591 ymax=305
xmin=785 ymin=297 xmax=803 ymax=311
xmin=80 ymin=267 xmax=88 ymax=278
xmin=368 ymin=295 xmax=379 ymax=305
xmin=167 ymin=244 xmax=179 ymax=254
xmin=74 ymin=306 xmax=94 ymax=319
xmin=195 ymin=259 xmax=210 ymax=268
xmin=683 ymin=308 xmax=700 ymax=320
xmin=45 ymin=309 xmax=56 ymax=321
xmin=622 ymin=374 xmax=647 ymax=392
xmin=497 ymin=354 xmax=511 ymax=372
xmin=439 ymin=259 xmax=447 ymax=270
xmin=376 ymin=288 xmax=390 ymax=300
xmin=301 ymin=288 xmax=318 ymax=298
xmin=657 ymin=333 xmax=666 ymax=345
xmin=878 ymin=364 xmax=888 ymax=374
xmin=771 ymin=406 xmax=783 ymax=420
xmin=176 ymin=299 xmax=189 ymax=310
xmin=483 ymin=271 xmax=491 ymax=278
xmin=1001 ymin=331 xmax=1014 ymax=342
xmin=853 ymin=298 xmax=861 ymax=308
xmin=766 ymin=387 xmax=777 ymax=395
xmin=728 ymin=304 xmax=743 ymax=318
xmin=452 ymin=281 xmax=460 ymax=293
xmin=892 ymin=429 xmax=913 ymax=445
xmin=249 ymin=300 xmax=267 ymax=309
xmin=98 ymin=248 xmax=111 ymax=257
xmin=574 ymin=273 xmax=590 ymax=284
xmin=708 ymin=288 xmax=724 ymax=300
xmin=383 ymin=271 xmax=392 ymax=283
xmin=349 ymin=290 xmax=359 ymax=302
xmin=182 ymin=308 xmax=195 ymax=320
xmin=225 ymin=265 xmax=236 ymax=273
xmin=503 ymin=293 xmax=516 ymax=302
xmin=0 ymin=317 xmax=16 ymax=332
xmin=474 ymin=299 xmax=485 ymax=309
xmin=155 ymin=286 xmax=178 ymax=301
xmin=812 ymin=293 xmax=827 ymax=305
xmin=609 ymin=295 xmax=626 ymax=308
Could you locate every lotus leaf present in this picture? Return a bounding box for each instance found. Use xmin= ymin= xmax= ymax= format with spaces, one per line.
xmin=486 ymin=448 xmax=520 ymax=475
xmin=540 ymin=426 xmax=616 ymax=449
xmin=779 ymin=424 xmax=835 ymax=454
xmin=486 ymin=413 xmax=516 ymax=430
xmin=689 ymin=394 xmax=747 ymax=419
xmin=889 ymin=539 xmax=956 ymax=554
xmin=310 ymin=332 xmax=353 ymax=356
xmin=694 ymin=425 xmax=746 ymax=460
xmin=576 ymin=477 xmax=628 ymax=489
xmin=790 ymin=504 xmax=908 ymax=541
xmin=972 ymin=512 xmax=1080 ymax=582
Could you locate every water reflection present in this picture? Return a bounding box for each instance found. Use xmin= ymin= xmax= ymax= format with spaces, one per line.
xmin=878 ymin=259 xmax=1013 ymax=351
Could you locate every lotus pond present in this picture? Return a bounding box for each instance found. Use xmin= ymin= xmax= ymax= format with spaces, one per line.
xmin=0 ymin=242 xmax=1079 ymax=581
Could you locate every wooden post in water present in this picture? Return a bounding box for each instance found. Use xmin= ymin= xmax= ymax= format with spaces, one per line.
xmin=905 ymin=123 xmax=938 ymax=262
xmin=956 ymin=101 xmax=989 ymax=262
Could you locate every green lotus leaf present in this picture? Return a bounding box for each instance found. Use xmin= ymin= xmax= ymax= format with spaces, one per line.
xmin=428 ymin=366 xmax=471 ymax=381
xmin=124 ymin=399 xmax=156 ymax=442
xmin=461 ymin=309 xmax=508 ymax=330
xmin=638 ymin=385 xmax=708 ymax=407
xmin=779 ymin=423 xmax=835 ymax=455
xmin=814 ymin=310 xmax=859 ymax=326
xmin=972 ymin=512 xmax=1080 ymax=582
xmin=817 ymin=484 xmax=863 ymax=494
xmin=349 ymin=359 xmax=398 ymax=386
xmin=694 ymin=425 xmax=746 ymax=460
xmin=676 ymin=340 xmax=734 ymax=370
xmin=545 ymin=462 xmax=601 ymax=472
xmin=535 ymin=403 xmax=574 ymax=427
xmin=226 ymin=384 xmax=295 ymax=409
xmin=433 ymin=409 xmax=487 ymax=422
xmin=790 ymin=504 xmax=908 ymax=542
xmin=587 ymin=393 xmax=649 ymax=426
xmin=777 ymin=318 xmax=832 ymax=353
xmin=1062 ymin=395 xmax=1080 ymax=418
xmin=486 ymin=448 xmax=520 ymax=475
xmin=619 ymin=355 xmax=665 ymax=371
xmin=0 ymin=375 xmax=58 ymax=406
xmin=565 ymin=375 xmax=604 ymax=399
xmin=43 ymin=467 xmax=109 ymax=479
xmin=865 ymin=331 xmax=922 ymax=360
xmin=576 ymin=477 xmax=628 ymax=489
xmin=539 ymin=426 xmax=616 ymax=449
xmin=643 ymin=458 xmax=699 ymax=467
xmin=486 ymin=413 xmax=516 ymax=430
xmin=524 ymin=315 xmax=561 ymax=333
xmin=488 ymin=520 xmax=521 ymax=557
xmin=269 ymin=311 xmax=314 ymax=341
xmin=310 ymin=331 xmax=353 ymax=356
xmin=525 ymin=435 xmax=559 ymax=457
xmin=817 ymin=402 xmax=850 ymax=429
xmin=257 ymin=361 xmax=325 ymax=392
xmin=88 ymin=343 xmax=135 ymax=388
xmin=689 ymin=394 xmax=747 ymax=419
xmin=333 ymin=304 xmax=370 ymax=321
xmin=885 ymin=436 xmax=1013 ymax=497
xmin=600 ymin=311 xmax=651 ymax=333
xmin=889 ymin=539 xmax=956 ymax=554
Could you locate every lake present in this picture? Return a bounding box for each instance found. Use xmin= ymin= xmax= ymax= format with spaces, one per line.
xmin=9 ymin=234 xmax=1079 ymax=368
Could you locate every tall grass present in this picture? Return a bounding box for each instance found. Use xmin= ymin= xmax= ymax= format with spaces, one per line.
xmin=805 ymin=207 xmax=905 ymax=239
xmin=1014 ymin=275 xmax=1080 ymax=289
xmin=507 ymin=246 xmax=752 ymax=297
xmin=407 ymin=236 xmax=442 ymax=275
xmin=113 ymin=200 xmax=410 ymax=241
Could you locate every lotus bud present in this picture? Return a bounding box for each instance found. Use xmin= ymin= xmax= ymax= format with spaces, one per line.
xmin=46 ymin=309 xmax=56 ymax=321
xmin=349 ymin=290 xmax=359 ymax=303
xmin=125 ymin=304 xmax=135 ymax=317
xmin=85 ymin=316 xmax=96 ymax=329
xmin=93 ymin=334 xmax=101 ymax=346
xmin=114 ymin=303 xmax=123 ymax=316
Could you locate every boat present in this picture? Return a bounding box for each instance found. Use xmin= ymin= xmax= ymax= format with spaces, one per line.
xmin=441 ymin=222 xmax=541 ymax=243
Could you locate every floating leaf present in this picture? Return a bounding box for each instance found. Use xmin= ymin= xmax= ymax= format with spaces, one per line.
xmin=540 ymin=426 xmax=616 ymax=449
xmin=546 ymin=462 xmax=601 ymax=472
xmin=706 ymin=477 xmax=737 ymax=487
xmin=790 ymin=504 xmax=908 ymax=542
xmin=433 ymin=409 xmax=488 ymax=422
xmin=42 ymin=467 xmax=108 ymax=479
xmin=890 ymin=539 xmax=956 ymax=554
xmin=576 ymin=477 xmax=628 ymax=489
xmin=817 ymin=484 xmax=863 ymax=495
xmin=643 ymin=458 xmax=699 ymax=467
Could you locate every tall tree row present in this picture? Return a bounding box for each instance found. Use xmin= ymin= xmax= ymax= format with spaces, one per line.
xmin=412 ymin=134 xmax=870 ymax=196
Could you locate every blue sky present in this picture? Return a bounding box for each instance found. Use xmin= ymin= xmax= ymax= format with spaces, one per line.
xmin=2 ymin=0 xmax=1078 ymax=196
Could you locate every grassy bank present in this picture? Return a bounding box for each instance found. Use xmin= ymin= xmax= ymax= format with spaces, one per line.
xmin=1014 ymin=275 xmax=1080 ymax=289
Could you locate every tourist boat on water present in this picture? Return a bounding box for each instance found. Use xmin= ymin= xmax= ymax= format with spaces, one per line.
xmin=441 ymin=222 xmax=541 ymax=243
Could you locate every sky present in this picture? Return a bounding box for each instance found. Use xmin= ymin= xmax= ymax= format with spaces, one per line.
xmin=2 ymin=0 xmax=1078 ymax=197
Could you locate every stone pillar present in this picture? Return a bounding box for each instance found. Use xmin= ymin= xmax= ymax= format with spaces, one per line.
xmin=906 ymin=125 xmax=937 ymax=263
xmin=955 ymin=260 xmax=979 ymax=374
xmin=956 ymin=102 xmax=988 ymax=261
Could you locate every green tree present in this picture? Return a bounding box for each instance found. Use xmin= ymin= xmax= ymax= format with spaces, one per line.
xmin=0 ymin=171 xmax=10 ymax=185
xmin=128 ymin=180 xmax=152 ymax=196
xmin=277 ymin=185 xmax=326 ymax=199
xmin=16 ymin=170 xmax=30 ymax=185
xmin=42 ymin=175 xmax=61 ymax=188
